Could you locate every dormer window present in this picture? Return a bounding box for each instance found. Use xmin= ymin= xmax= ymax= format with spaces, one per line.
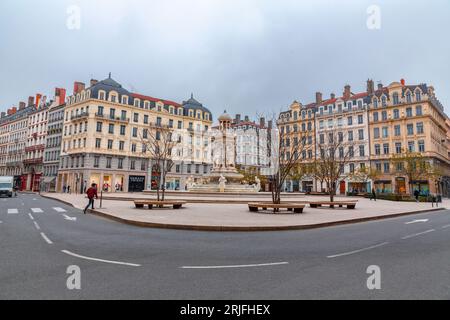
xmin=406 ymin=91 xmax=412 ymax=103
xmin=381 ymin=96 xmax=387 ymax=107
xmin=144 ymin=101 xmax=149 ymax=109
xmin=415 ymin=90 xmax=422 ymax=101
xmin=134 ymin=99 xmax=140 ymax=107
xmin=99 ymin=91 xmax=105 ymax=100
xmin=189 ymin=110 xmax=194 ymax=117
xmin=122 ymin=96 xmax=128 ymax=104
xmin=393 ymin=93 xmax=399 ymax=105
xmin=178 ymin=108 xmax=183 ymax=116
xmin=110 ymin=95 xmax=117 ymax=103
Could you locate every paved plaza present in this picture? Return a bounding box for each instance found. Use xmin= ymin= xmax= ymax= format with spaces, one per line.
xmin=42 ymin=192 xmax=448 ymax=231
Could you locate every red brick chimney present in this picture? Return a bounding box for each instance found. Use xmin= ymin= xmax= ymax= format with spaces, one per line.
xmin=400 ymin=78 xmax=406 ymax=86
xmin=28 ymin=96 xmax=35 ymax=107
xmin=19 ymin=102 xmax=26 ymax=110
xmin=73 ymin=81 xmax=85 ymax=94
xmin=343 ymin=85 xmax=351 ymax=100
xmin=315 ymin=92 xmax=323 ymax=104
xmin=55 ymin=88 xmax=67 ymax=105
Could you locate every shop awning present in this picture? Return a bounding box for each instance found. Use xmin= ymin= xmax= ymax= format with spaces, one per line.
xmin=42 ymin=176 xmax=56 ymax=184
xmin=411 ymin=180 xmax=429 ymax=184
xmin=374 ymin=180 xmax=392 ymax=184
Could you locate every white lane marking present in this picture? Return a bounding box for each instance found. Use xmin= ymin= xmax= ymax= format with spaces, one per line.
xmin=61 ymin=250 xmax=141 ymax=267
xmin=7 ymin=209 xmax=18 ymax=214
xmin=31 ymin=208 xmax=43 ymax=213
xmin=180 ymin=262 xmax=289 ymax=269
xmin=63 ymin=214 xmax=77 ymax=221
xmin=53 ymin=207 xmax=67 ymax=213
xmin=28 ymin=213 xmax=34 ymax=220
xmin=402 ymin=229 xmax=435 ymax=240
xmin=40 ymin=232 xmax=53 ymax=244
xmin=33 ymin=198 xmax=37 ymax=201
xmin=0 ymin=221 xmax=2 ymax=224
xmin=327 ymin=242 xmax=389 ymax=259
xmin=33 ymin=221 xmax=41 ymax=230
xmin=441 ymin=224 xmax=450 ymax=229
xmin=405 ymin=219 xmax=429 ymax=225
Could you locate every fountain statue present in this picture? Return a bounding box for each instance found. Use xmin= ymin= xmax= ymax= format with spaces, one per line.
xmin=188 ymin=110 xmax=258 ymax=193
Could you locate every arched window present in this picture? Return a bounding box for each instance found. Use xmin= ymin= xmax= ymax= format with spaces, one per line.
xmin=393 ymin=93 xmax=399 ymax=105
xmin=293 ymin=111 xmax=298 ymax=120
xmin=415 ymin=89 xmax=422 ymax=101
xmin=381 ymin=95 xmax=387 ymax=107
xmin=406 ymin=91 xmax=412 ymax=103
xmin=373 ymin=98 xmax=378 ymax=108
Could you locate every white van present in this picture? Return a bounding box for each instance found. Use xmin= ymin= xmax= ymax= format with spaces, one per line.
xmin=0 ymin=176 xmax=14 ymax=197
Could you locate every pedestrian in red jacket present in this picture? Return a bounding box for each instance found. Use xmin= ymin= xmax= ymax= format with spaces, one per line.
xmin=84 ymin=183 xmax=98 ymax=214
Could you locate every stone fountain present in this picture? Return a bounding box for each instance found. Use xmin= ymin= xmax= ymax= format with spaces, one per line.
xmin=188 ymin=111 xmax=259 ymax=193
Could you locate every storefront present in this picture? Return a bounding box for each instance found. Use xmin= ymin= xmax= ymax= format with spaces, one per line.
xmin=114 ymin=175 xmax=124 ymax=192
xmin=411 ymin=180 xmax=430 ymax=196
xmin=374 ymin=180 xmax=392 ymax=194
xmin=301 ymin=180 xmax=313 ymax=193
xmin=395 ymin=177 xmax=407 ymax=194
xmin=348 ymin=182 xmax=371 ymax=193
xmin=129 ymin=175 xmax=146 ymax=192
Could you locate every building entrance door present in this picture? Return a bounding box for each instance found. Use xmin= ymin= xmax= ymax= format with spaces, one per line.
xmin=340 ymin=181 xmax=346 ymax=194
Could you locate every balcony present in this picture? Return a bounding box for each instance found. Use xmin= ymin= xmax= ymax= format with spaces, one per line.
xmin=95 ymin=113 xmax=130 ymax=123
xmin=71 ymin=112 xmax=89 ymax=121
xmin=25 ymin=144 xmax=45 ymax=153
xmin=23 ymin=157 xmax=43 ymax=165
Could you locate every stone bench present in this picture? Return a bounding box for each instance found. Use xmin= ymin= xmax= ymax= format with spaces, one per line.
xmin=134 ymin=200 xmax=186 ymax=210
xmin=248 ymin=203 xmax=305 ymax=214
xmin=309 ymin=201 xmax=357 ymax=209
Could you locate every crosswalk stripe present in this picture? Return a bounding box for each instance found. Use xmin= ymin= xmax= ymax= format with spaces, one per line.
xmin=7 ymin=209 xmax=18 ymax=214
xmin=31 ymin=208 xmax=43 ymax=213
xmin=53 ymin=207 xmax=66 ymax=213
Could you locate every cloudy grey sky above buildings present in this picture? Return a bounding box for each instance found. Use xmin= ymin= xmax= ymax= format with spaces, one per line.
xmin=1 ymin=0 xmax=449 ymax=119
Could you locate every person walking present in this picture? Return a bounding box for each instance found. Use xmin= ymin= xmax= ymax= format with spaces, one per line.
xmin=370 ymin=188 xmax=377 ymax=201
xmin=414 ymin=189 xmax=420 ymax=202
xmin=84 ymin=183 xmax=98 ymax=214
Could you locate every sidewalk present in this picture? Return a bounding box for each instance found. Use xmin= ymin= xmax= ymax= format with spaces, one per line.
xmin=41 ymin=193 xmax=449 ymax=231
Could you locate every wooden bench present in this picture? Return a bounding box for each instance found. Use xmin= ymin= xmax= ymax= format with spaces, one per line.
xmin=248 ymin=203 xmax=305 ymax=214
xmin=309 ymin=201 xmax=357 ymax=209
xmin=134 ymin=200 xmax=186 ymax=209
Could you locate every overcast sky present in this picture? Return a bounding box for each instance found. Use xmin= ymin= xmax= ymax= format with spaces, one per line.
xmin=1 ymin=0 xmax=449 ymax=119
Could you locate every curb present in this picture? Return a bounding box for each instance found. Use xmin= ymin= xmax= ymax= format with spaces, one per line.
xmin=40 ymin=194 xmax=447 ymax=232
xmin=89 ymin=207 xmax=446 ymax=232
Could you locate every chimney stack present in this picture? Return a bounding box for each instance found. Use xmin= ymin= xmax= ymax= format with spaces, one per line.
xmin=1 ymin=112 xmax=5 ymax=118
xmin=245 ymin=115 xmax=249 ymax=122
xmin=268 ymin=120 xmax=273 ymax=129
xmin=90 ymin=79 xmax=98 ymax=87
xmin=55 ymin=88 xmax=67 ymax=105
xmin=377 ymin=82 xmax=383 ymax=90
xmin=343 ymin=85 xmax=351 ymax=100
xmin=367 ymin=79 xmax=375 ymax=95
xmin=315 ymin=92 xmax=323 ymax=104
xmin=260 ymin=117 xmax=266 ymax=128
xmin=400 ymin=78 xmax=406 ymax=86
xmin=330 ymin=93 xmax=336 ymax=99
xmin=19 ymin=102 xmax=26 ymax=110
xmin=73 ymin=81 xmax=85 ymax=94
xmin=235 ymin=114 xmax=241 ymax=123
xmin=28 ymin=96 xmax=35 ymax=107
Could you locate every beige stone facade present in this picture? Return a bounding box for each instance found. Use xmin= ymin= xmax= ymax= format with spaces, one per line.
xmin=57 ymin=76 xmax=213 ymax=193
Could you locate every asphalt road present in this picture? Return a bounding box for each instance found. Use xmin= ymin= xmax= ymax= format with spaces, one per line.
xmin=1 ymin=193 xmax=450 ymax=299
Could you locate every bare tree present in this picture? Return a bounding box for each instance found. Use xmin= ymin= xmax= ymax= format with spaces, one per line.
xmin=265 ymin=112 xmax=312 ymax=206
xmin=140 ymin=122 xmax=180 ymax=201
xmin=314 ymin=127 xmax=355 ymax=202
